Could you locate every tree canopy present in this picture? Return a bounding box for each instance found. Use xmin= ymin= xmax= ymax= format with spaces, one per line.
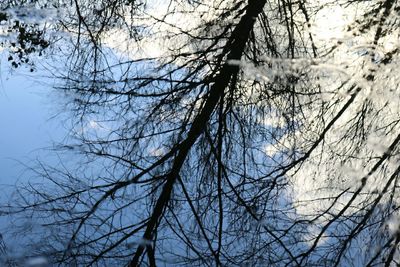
xmin=1 ymin=0 xmax=400 ymax=266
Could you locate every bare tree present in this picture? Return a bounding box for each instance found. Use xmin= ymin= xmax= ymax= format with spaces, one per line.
xmin=3 ymin=0 xmax=400 ymax=266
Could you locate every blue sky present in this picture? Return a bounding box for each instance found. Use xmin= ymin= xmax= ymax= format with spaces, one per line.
xmin=0 ymin=51 xmax=73 ymax=264
xmin=0 ymin=53 xmax=66 ymax=190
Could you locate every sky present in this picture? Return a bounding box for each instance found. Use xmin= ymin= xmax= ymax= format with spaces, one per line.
xmin=0 ymin=51 xmax=66 ymax=196
xmin=0 ymin=50 xmax=70 ymax=266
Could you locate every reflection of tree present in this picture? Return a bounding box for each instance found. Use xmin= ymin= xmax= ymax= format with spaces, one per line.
xmin=0 ymin=233 xmax=17 ymax=267
xmin=6 ymin=21 xmax=49 ymax=69
xmin=0 ymin=2 xmax=56 ymax=70
xmin=0 ymin=234 xmax=5 ymax=256
xmin=3 ymin=0 xmax=400 ymax=266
